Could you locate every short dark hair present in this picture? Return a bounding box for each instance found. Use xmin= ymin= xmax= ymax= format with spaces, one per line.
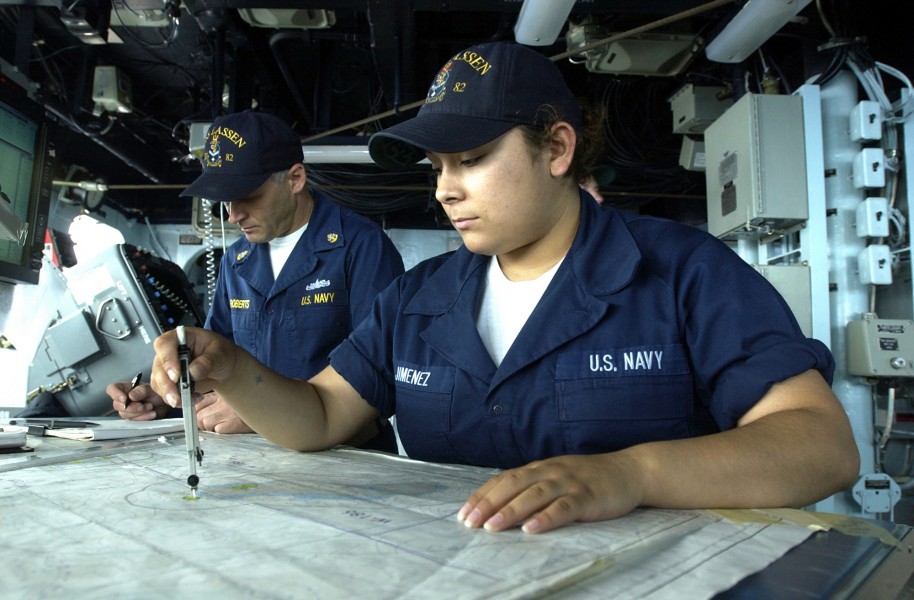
xmin=519 ymin=100 xmax=606 ymax=186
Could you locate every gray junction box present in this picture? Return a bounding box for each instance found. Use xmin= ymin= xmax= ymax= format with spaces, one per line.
xmin=847 ymin=314 xmax=914 ymax=378
xmin=704 ymin=93 xmax=808 ymax=240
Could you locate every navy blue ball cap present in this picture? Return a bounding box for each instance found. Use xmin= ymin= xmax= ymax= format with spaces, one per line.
xmin=180 ymin=110 xmax=304 ymax=201
xmin=368 ymin=42 xmax=582 ymax=169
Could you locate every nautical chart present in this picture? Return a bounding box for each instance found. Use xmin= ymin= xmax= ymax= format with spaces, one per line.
xmin=0 ymin=433 xmax=813 ymax=599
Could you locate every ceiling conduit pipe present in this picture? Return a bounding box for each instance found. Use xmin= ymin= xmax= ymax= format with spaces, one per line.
xmin=43 ymin=103 xmax=163 ymax=184
xmin=392 ymin=33 xmax=402 ymax=115
xmin=211 ymin=25 xmax=226 ymax=119
xmin=267 ymin=31 xmax=315 ymax=129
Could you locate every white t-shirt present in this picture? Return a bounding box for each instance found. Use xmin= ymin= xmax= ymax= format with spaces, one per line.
xmin=476 ymin=255 xmax=564 ymax=366
xmin=268 ymin=224 xmax=307 ymax=280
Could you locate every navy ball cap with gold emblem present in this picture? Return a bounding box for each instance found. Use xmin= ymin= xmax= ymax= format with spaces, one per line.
xmin=180 ymin=110 xmax=304 ymax=202
xmin=368 ymin=41 xmax=582 ymax=169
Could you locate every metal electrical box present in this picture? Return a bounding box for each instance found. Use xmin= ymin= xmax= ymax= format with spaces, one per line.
xmin=847 ymin=314 xmax=914 ymax=377
xmin=92 ymin=65 xmax=132 ymax=114
xmin=669 ymin=84 xmax=733 ymax=134
xmin=704 ymin=93 xmax=808 ymax=240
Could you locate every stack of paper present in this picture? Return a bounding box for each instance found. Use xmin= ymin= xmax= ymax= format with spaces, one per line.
xmin=43 ymin=418 xmax=186 ymax=441
xmin=5 ymin=418 xmax=186 ymax=441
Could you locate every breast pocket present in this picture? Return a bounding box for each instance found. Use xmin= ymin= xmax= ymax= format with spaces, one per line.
xmin=557 ymin=375 xmax=696 ymax=452
xmin=285 ymin=303 xmax=350 ymax=334
xmin=230 ymin=311 xmax=261 ymax=351
xmin=393 ymin=363 xmax=459 ymax=463
xmin=555 ymin=345 xmax=696 ymax=452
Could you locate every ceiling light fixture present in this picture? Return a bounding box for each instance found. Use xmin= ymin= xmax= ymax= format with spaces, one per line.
xmin=514 ymin=0 xmax=576 ymax=46
xmin=303 ymin=145 xmax=373 ymax=164
xmin=705 ymin=0 xmax=812 ymax=63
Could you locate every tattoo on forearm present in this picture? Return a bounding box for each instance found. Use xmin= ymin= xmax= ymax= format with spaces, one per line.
xmin=255 ymin=374 xmax=264 ymax=385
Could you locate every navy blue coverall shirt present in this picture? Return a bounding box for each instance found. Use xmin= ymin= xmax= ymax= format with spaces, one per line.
xmin=330 ymin=193 xmax=834 ymax=469
xmin=206 ymin=190 xmax=404 ymax=381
